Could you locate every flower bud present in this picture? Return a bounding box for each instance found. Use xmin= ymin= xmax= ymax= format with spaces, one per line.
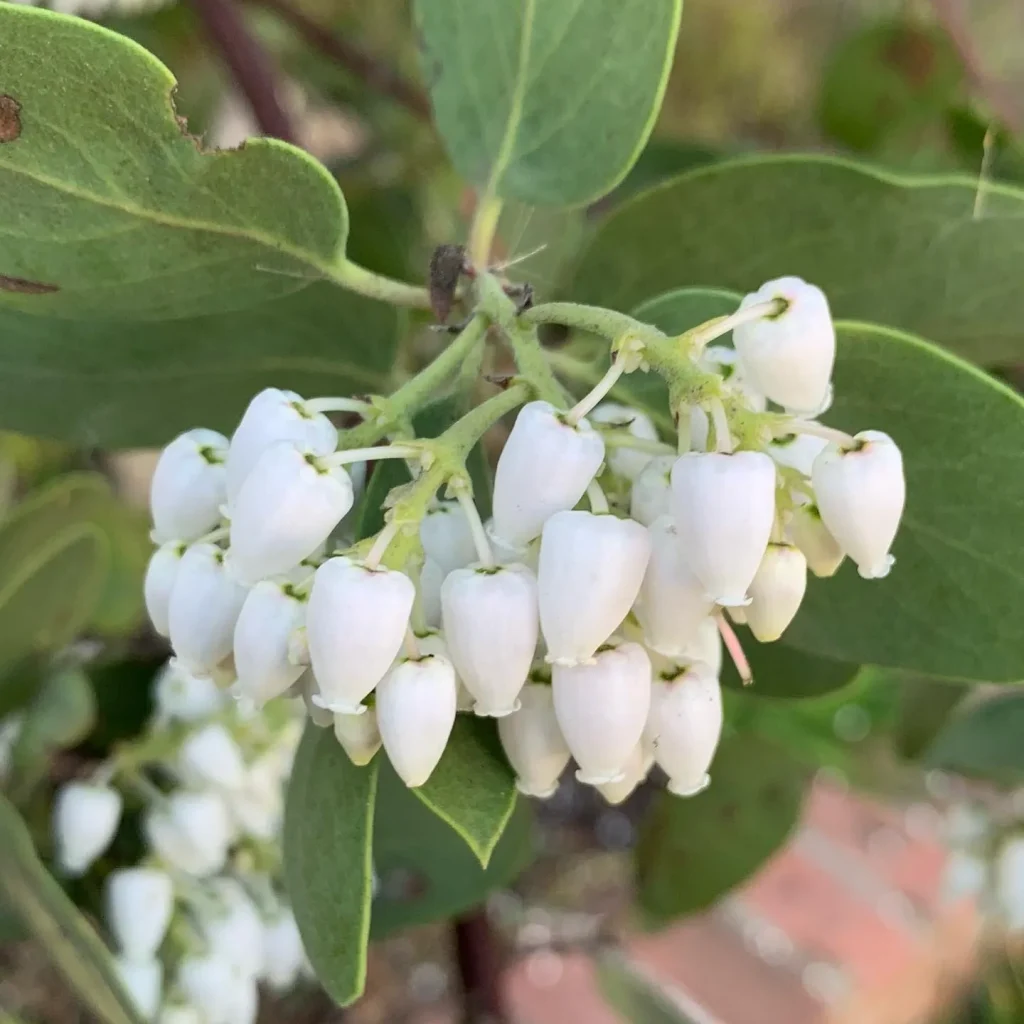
xmin=150 ymin=428 xmax=228 ymax=544
xmin=811 ymin=430 xmax=905 ymax=579
xmin=202 ymin=878 xmax=265 ymax=978
xmin=233 ymin=581 xmax=307 ymax=707
xmin=227 ymin=442 xmax=353 ymax=584
xmin=107 ymin=867 xmax=174 ymax=959
xmin=115 ymin=956 xmax=163 ymax=1021
xmin=154 ymin=661 xmax=225 ymax=723
xmin=441 ymin=563 xmax=538 ymax=716
xmin=306 ymin=557 xmax=415 ymax=714
xmin=648 ymin=664 xmax=722 ymax=796
xmin=53 ymin=783 xmax=122 ymax=876
xmin=497 ymin=682 xmax=570 ymax=798
xmin=144 ymin=542 xmax=185 ymax=637
xmin=420 ymin=501 xmax=477 ymax=575
xmin=231 ymin=757 xmax=283 ymax=840
xmin=589 ymin=402 xmax=659 ymax=481
xmin=767 ymin=432 xmax=828 ymax=477
xmin=597 ymin=743 xmax=654 ymax=805
xmin=376 ymin=654 xmax=457 ymax=787
xmin=262 ymin=910 xmax=306 ymax=991
xmin=553 ymin=640 xmax=651 ymax=785
xmin=144 ymin=791 xmax=233 ymax=877
xmin=226 ymin=388 xmax=337 ymax=506
xmin=732 ymin=277 xmax=835 ymax=415
xmin=167 ymin=543 xmax=247 ymax=677
xmin=746 ymin=542 xmax=807 ymax=642
xmin=629 ymin=455 xmax=674 ymax=527
xmin=787 ymin=503 xmax=845 ymax=578
xmin=179 ymin=954 xmax=258 ymax=1024
xmin=178 ymin=723 xmax=246 ymax=790
xmin=670 ymin=451 xmax=776 ymax=606
xmin=636 ymin=516 xmax=715 ymax=657
xmin=333 ymin=707 xmax=381 ymax=766
xmin=490 ymin=401 xmax=605 ymax=548
xmin=539 ymin=511 xmax=651 ymax=666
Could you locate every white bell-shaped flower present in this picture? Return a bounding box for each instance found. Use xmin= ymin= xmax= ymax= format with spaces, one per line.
xmin=53 ymin=783 xmax=122 ymax=876
xmin=158 ymin=1004 xmax=204 ymax=1024
xmin=648 ymin=664 xmax=722 ymax=796
xmin=178 ymin=955 xmax=258 ymax=1024
xmin=497 ymin=682 xmax=570 ymax=798
xmin=262 ymin=910 xmax=306 ymax=991
xmin=787 ymin=502 xmax=845 ymax=578
xmin=683 ymin=616 xmax=724 ymax=676
xmin=115 ymin=956 xmax=163 ymax=1021
xmin=441 ymin=563 xmax=538 ymax=716
xmin=420 ymin=500 xmax=477 ymax=575
xmin=225 ymin=388 xmax=337 ymax=506
xmin=767 ymin=432 xmax=828 ymax=477
xmin=178 ymin=723 xmax=246 ymax=791
xmin=700 ymin=346 xmax=768 ymax=413
xmin=144 ymin=542 xmax=185 ymax=637
xmin=233 ymin=581 xmax=307 ymax=707
xmin=490 ymin=400 xmax=605 ymax=549
xmin=333 ymin=707 xmax=381 ymax=766
xmin=299 ymin=669 xmax=335 ymax=727
xmin=376 ymin=653 xmax=457 ymax=787
xmin=630 ymin=455 xmax=674 ymax=527
xmin=636 ymin=516 xmax=714 ymax=657
xmin=167 ymin=543 xmax=247 ymax=677
xmin=597 ymin=743 xmax=654 ymax=806
xmin=418 ymin=557 xmax=445 ymax=628
xmin=230 ymin=757 xmax=284 ymax=840
xmin=150 ymin=428 xmax=228 ymax=544
xmin=732 ymin=277 xmax=835 ymax=415
xmin=538 ymin=511 xmax=651 ymax=666
xmin=154 ymin=662 xmax=225 ymax=723
xmin=589 ymin=402 xmax=659 ymax=481
xmin=227 ymin=442 xmax=353 ymax=585
xmin=746 ymin=543 xmax=808 ymax=642
xmin=202 ymin=878 xmax=265 ymax=978
xmin=997 ymin=837 xmax=1024 ymax=932
xmin=306 ymin=557 xmax=415 ymax=714
xmin=107 ymin=867 xmax=174 ymax=959
xmin=811 ymin=430 xmax=905 ymax=579
xmin=670 ymin=451 xmax=776 ymax=606
xmin=553 ymin=640 xmax=651 ymax=785
xmin=144 ymin=791 xmax=233 ymax=877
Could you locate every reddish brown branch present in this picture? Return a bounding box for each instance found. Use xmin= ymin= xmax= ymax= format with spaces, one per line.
xmin=453 ymin=910 xmax=509 ymax=1023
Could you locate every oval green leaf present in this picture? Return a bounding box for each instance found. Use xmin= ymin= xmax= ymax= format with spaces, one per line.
xmin=415 ymin=0 xmax=682 ymax=206
xmin=925 ymin=692 xmax=1024 ymax=784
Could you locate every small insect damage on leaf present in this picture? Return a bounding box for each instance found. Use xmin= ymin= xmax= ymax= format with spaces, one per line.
xmin=0 ymin=275 xmax=59 ymax=295
xmin=0 ymin=95 xmax=22 ymax=143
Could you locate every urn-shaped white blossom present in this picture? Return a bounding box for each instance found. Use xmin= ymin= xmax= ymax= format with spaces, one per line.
xmin=746 ymin=543 xmax=808 ymax=642
xmin=767 ymin=432 xmax=828 ymax=477
xmin=418 ymin=556 xmax=445 ymax=628
xmin=107 ymin=867 xmax=174 ymax=959
xmin=333 ymin=707 xmax=382 ymax=766
xmin=150 ymin=428 xmax=228 ymax=544
xmin=490 ymin=401 xmax=605 ymax=548
xmin=178 ymin=723 xmax=246 ymax=791
xmin=144 ymin=542 xmax=184 ymax=637
xmin=597 ymin=743 xmax=654 ymax=806
xmin=538 ymin=511 xmax=651 ymax=666
xmin=420 ymin=500 xmax=477 ymax=574
xmin=306 ymin=557 xmax=415 ymax=714
xmin=262 ymin=910 xmax=306 ymax=991
xmin=648 ymin=664 xmax=722 ymax=797
xmin=441 ymin=563 xmax=538 ymax=716
xmin=732 ymin=277 xmax=835 ymax=415
xmin=589 ymin=402 xmax=659 ymax=481
xmin=144 ymin=791 xmax=233 ymax=877
xmin=230 ymin=756 xmax=284 ymax=840
xmin=553 ymin=641 xmax=652 ymax=785
xmin=154 ymin=662 xmax=224 ymax=723
xmin=811 ymin=430 xmax=905 ymax=579
xmin=636 ymin=516 xmax=715 ymax=657
xmin=497 ymin=682 xmax=571 ymax=798
xmin=53 ymin=783 xmax=123 ymax=876
xmin=670 ymin=451 xmax=776 ymax=607
xmin=178 ymin=954 xmax=258 ymax=1024
xmin=225 ymin=388 xmax=337 ymax=505
xmin=115 ymin=956 xmax=163 ymax=1021
xmin=233 ymin=581 xmax=307 ymax=707
xmin=630 ymin=455 xmax=674 ymax=527
xmin=167 ymin=543 xmax=247 ymax=677
xmin=376 ymin=653 xmax=457 ymax=787
xmin=227 ymin=442 xmax=353 ymax=584
xmin=202 ymin=879 xmax=266 ymax=978
xmin=787 ymin=503 xmax=845 ymax=578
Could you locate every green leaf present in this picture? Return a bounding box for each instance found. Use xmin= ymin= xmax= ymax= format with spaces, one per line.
xmin=595 ymin=953 xmax=697 ymax=1023
xmin=412 ymin=717 xmax=517 ymax=868
xmin=635 ymin=733 xmax=807 ymax=926
xmin=925 ymin=692 xmax=1024 ymax=784
xmin=721 ymin=634 xmax=860 ymax=699
xmin=415 ymin=0 xmax=682 ymax=206
xmin=371 ymin=758 xmax=533 ymax=938
xmin=0 ymin=5 xmax=348 ymax=320
xmin=82 ymin=657 xmax=162 ymax=753
xmin=0 ymin=793 xmax=145 ymax=1024
xmin=283 ymin=724 xmax=377 ymax=1007
xmin=605 ymin=137 xmax=723 ymax=206
xmin=570 ymin=155 xmax=1024 ymax=362
xmin=892 ymin=672 xmax=967 ymax=760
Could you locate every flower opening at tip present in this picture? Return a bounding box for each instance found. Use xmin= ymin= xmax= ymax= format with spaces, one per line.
xmin=311 ymin=693 xmax=367 ymax=716
xmin=575 ymin=768 xmax=627 ymax=786
xmin=717 ymin=614 xmax=753 ymax=685
xmin=667 ymin=772 xmax=711 ymax=797
xmin=473 ymin=698 xmax=521 ymax=718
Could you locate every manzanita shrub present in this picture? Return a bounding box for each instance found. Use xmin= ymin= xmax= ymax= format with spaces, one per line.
xmin=1 ymin=1 xmax=1024 ymax=1021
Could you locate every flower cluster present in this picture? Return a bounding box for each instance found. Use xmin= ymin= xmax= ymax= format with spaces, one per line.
xmin=51 ymin=661 xmax=309 ymax=1023
xmin=142 ymin=276 xmax=906 ymax=806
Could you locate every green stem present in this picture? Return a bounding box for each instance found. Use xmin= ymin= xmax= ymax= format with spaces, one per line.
xmin=330 ymin=258 xmax=432 ymax=309
xmin=468 ymin=194 xmax=503 ymax=268
xmin=521 ymin=301 xmax=647 ymax=342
